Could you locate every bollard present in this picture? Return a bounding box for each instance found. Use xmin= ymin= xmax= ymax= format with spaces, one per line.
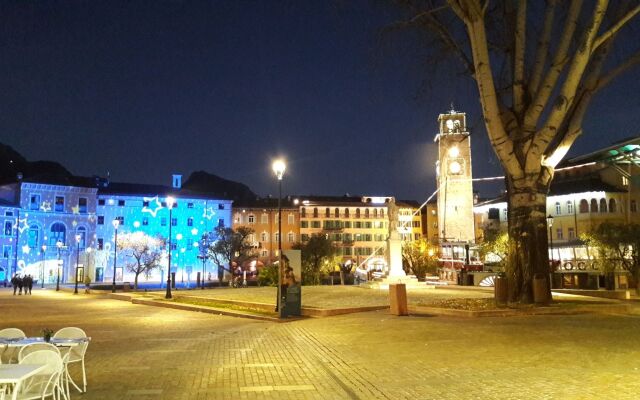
xmin=494 ymin=274 xmax=508 ymax=307
xmin=389 ymin=283 xmax=408 ymax=316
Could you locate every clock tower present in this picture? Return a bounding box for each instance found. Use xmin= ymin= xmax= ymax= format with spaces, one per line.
xmin=435 ymin=108 xmax=475 ymax=243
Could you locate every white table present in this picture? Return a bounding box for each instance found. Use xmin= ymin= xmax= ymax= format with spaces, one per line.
xmin=0 ymin=364 xmax=46 ymax=400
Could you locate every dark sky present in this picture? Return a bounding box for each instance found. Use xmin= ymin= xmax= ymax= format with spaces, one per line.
xmin=1 ymin=1 xmax=639 ymax=202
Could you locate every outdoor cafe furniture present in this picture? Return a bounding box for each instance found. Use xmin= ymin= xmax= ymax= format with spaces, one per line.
xmin=53 ymin=328 xmax=89 ymax=393
xmin=0 ymin=363 xmax=48 ymax=400
xmin=0 ymin=331 xmax=25 ymax=365
xmin=15 ymin=350 xmax=65 ymax=400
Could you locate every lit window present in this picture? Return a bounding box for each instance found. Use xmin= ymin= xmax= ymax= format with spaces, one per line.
xmin=55 ymin=196 xmax=64 ymax=212
xmin=248 ymin=215 xmax=255 ymax=224
xmin=288 ymin=232 xmax=295 ymax=243
xmin=568 ymin=228 xmax=575 ymax=240
xmin=566 ymin=201 xmax=573 ymax=214
xmin=556 ymin=228 xmax=563 ymax=240
xmin=555 ymin=202 xmax=561 ymax=215
xmin=288 ymin=214 xmax=294 ymax=224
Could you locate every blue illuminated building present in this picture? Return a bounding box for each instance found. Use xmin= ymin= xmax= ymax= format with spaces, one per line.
xmin=0 ymin=174 xmax=232 ymax=286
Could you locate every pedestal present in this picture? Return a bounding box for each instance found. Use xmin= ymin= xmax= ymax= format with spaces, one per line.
xmin=387 ymin=232 xmax=406 ymax=277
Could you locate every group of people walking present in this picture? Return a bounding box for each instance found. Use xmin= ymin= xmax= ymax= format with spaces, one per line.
xmin=10 ymin=274 xmax=34 ymax=295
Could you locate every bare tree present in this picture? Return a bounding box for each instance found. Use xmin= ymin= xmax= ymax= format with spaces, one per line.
xmin=389 ymin=0 xmax=640 ymax=303
xmin=117 ymin=232 xmax=164 ymax=290
xmin=207 ymin=226 xmax=257 ymax=284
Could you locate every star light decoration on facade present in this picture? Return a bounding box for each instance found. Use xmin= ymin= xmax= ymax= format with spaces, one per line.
xmin=40 ymin=201 xmax=52 ymax=212
xmin=22 ymin=245 xmax=31 ymax=255
xmin=141 ymin=196 xmax=164 ymax=218
xmin=16 ymin=217 xmax=30 ymax=233
xmin=202 ymin=207 xmax=216 ymax=220
xmin=71 ymin=206 xmax=80 ymax=214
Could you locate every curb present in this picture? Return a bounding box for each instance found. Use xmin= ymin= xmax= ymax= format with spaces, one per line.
xmin=130 ymin=298 xmax=285 ymax=322
xmin=409 ymin=302 xmax=631 ymax=318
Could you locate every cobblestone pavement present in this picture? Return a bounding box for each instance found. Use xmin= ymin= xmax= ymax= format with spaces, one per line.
xmin=1 ymin=288 xmax=639 ymax=399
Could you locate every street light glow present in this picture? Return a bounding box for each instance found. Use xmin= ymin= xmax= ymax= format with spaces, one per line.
xmin=166 ymin=196 xmax=176 ymax=209
xmin=272 ymin=159 xmax=286 ymax=180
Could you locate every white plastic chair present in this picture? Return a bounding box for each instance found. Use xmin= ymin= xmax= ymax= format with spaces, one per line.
xmin=16 ymin=350 xmax=65 ymax=400
xmin=18 ymin=343 xmax=60 ymax=362
xmin=0 ymin=385 xmax=6 ymax=400
xmin=0 ymin=328 xmax=26 ymax=364
xmin=53 ymin=327 xmax=89 ymax=393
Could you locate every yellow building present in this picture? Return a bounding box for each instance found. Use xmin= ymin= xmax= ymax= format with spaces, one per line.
xmin=231 ymin=198 xmax=299 ymax=266
xmin=474 ymin=137 xmax=640 ymax=289
xmin=295 ymin=195 xmax=422 ymax=271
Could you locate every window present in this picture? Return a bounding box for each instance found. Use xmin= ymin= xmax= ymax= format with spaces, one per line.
xmin=568 ymin=228 xmax=575 ymax=240
xmin=142 ymin=217 xmax=149 ymax=226
xmin=488 ymin=208 xmax=499 ymax=220
xmin=218 ymin=218 xmax=225 ymax=227
xmin=143 ymin=200 xmax=150 ymax=207
xmin=5 ymin=211 xmax=13 ymax=216
xmin=187 ymin=203 xmax=194 ymax=209
xmin=49 ymin=223 xmax=66 ymax=246
xmin=76 ymin=227 xmax=86 ymax=250
xmin=325 ymin=208 xmax=330 ymax=217
xmin=115 ymin=216 xmax=124 ymax=225
xmin=301 ymin=221 xmax=308 ymax=228
xmin=275 ymin=232 xmax=280 ymax=242
xmin=118 ymin=200 xmax=125 ymax=206
xmin=334 ymin=208 xmax=339 ymax=218
xmin=97 ymin=238 xmax=104 ymax=250
xmin=248 ymin=215 xmax=255 ymax=224
xmin=27 ymin=225 xmax=39 ymax=249
xmin=556 ymin=228 xmax=563 ymax=240
xmin=97 ymin=216 xmax=104 ymax=225
xmin=415 ymin=233 xmax=421 ymax=240
xmin=609 ymin=198 xmax=617 ymax=213
xmin=187 ymin=239 xmax=193 ymax=251
xmin=580 ymin=199 xmax=589 ymax=213
xmin=218 ymin=204 xmax=224 ymax=210
xmin=632 ymin=200 xmax=637 ymax=213
xmin=171 ymin=218 xmax=177 ymax=227
xmin=356 ymin=208 xmax=361 ymax=218
xmin=567 ymin=201 xmax=573 ymax=214
xmin=261 ymin=250 xmax=268 ymax=257
xmin=261 ymin=232 xmax=269 ymax=242
xmin=4 ymin=221 xmax=12 ymax=236
xmin=78 ymin=198 xmax=88 ymax=213
xmin=3 ymin=245 xmax=11 ymax=259
xmin=599 ymin=198 xmax=607 ymax=213
xmin=365 ymin=209 xmax=370 ymax=218
xmin=301 ymin=208 xmax=306 ymax=218
xmin=311 ymin=221 xmax=321 ymax=229
xmin=301 ymin=234 xmax=309 ymax=241
xmin=288 ymin=214 xmax=294 ymax=224
xmin=345 ymin=209 xmax=350 ymax=218
xmin=98 ymin=199 xmax=105 ymax=206
xmin=590 ymin=199 xmax=598 ymax=213
xmin=171 ymin=240 xmax=177 ymax=250
xmin=248 ymin=233 xmax=256 ymax=244
xmin=554 ymin=202 xmax=561 ymax=215
xmin=30 ymin=194 xmax=41 ymax=210
xmin=373 ymin=209 xmax=378 ymax=218
xmin=161 ymin=218 xmax=167 ymax=226
xmin=313 ymin=208 xmax=318 ymax=218
xmin=55 ymin=196 xmax=64 ymax=212
xmin=187 ymin=217 xmax=193 ymax=227
xmin=287 ymin=232 xmax=295 ymax=243
xmin=261 ymin=214 xmax=268 ymax=224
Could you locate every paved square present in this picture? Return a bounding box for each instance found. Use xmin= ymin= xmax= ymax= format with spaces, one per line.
xmin=1 ymin=288 xmax=639 ymax=399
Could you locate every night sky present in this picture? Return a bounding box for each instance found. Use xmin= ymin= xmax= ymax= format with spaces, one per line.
xmin=1 ymin=1 xmax=639 ymax=202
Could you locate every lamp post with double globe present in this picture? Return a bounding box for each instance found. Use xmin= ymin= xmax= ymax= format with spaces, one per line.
xmin=74 ymin=233 xmax=81 ymax=295
xmin=112 ymin=219 xmax=120 ymax=293
xmin=40 ymin=244 xmax=47 ymax=289
xmin=55 ymin=240 xmax=63 ymax=291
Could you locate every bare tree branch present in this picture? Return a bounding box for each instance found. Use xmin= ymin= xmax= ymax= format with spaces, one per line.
xmin=526 ymin=0 xmax=609 ymax=174
xmin=529 ymin=0 xmax=557 ymax=97
xmin=593 ymin=3 xmax=640 ymax=50
xmin=595 ymin=48 xmax=640 ymax=91
xmin=513 ymin=0 xmax=527 ymax=116
xmin=524 ymin=0 xmax=582 ymax=134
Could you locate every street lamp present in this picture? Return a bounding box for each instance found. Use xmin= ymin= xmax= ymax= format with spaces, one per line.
xmin=547 ymin=214 xmax=554 ymax=268
xmin=198 ymin=235 xmax=209 ymax=290
xmin=56 ymin=240 xmax=63 ymax=291
xmin=74 ymin=234 xmax=81 ymax=295
xmin=112 ymin=219 xmax=120 ymax=293
xmin=272 ymin=159 xmax=286 ymax=315
xmin=165 ymin=196 xmax=176 ymax=299
xmin=40 ymin=244 xmax=47 ymax=289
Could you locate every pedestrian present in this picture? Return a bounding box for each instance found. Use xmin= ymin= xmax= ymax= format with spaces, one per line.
xmin=11 ymin=274 xmax=18 ymax=295
xmin=26 ymin=274 xmax=33 ymax=295
xmin=17 ymin=274 xmax=23 ymax=295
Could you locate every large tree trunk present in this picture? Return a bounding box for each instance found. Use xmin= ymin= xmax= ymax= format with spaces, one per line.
xmin=505 ymin=182 xmax=551 ymax=303
xmin=134 ymin=273 xmax=140 ymax=290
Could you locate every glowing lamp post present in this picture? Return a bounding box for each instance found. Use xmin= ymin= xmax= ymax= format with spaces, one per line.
xmin=112 ymin=219 xmax=120 ymax=293
xmin=165 ymin=196 xmax=176 ymax=299
xmin=272 ymin=159 xmax=286 ymax=316
xmin=74 ymin=233 xmax=81 ymax=295
xmin=547 ymin=214 xmax=554 ymax=268
xmin=40 ymin=244 xmax=47 ymax=289
xmin=55 ymin=240 xmax=63 ymax=292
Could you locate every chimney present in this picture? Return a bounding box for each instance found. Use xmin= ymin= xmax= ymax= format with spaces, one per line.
xmin=172 ymin=174 xmax=182 ymax=189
